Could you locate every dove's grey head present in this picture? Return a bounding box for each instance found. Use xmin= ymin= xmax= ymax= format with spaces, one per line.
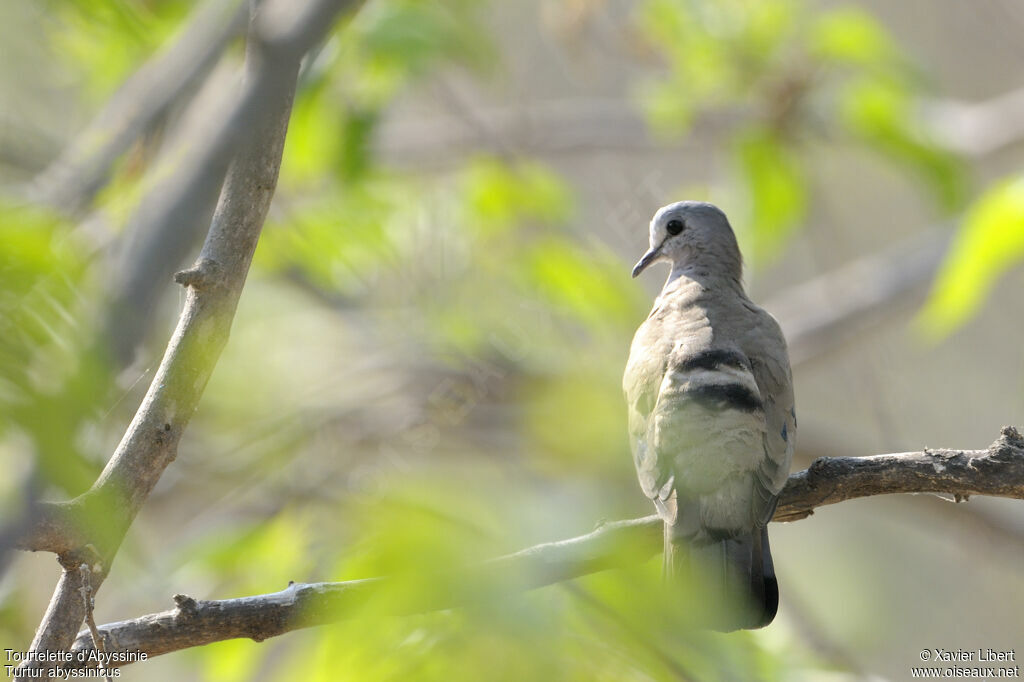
xmin=631 ymin=201 xmax=743 ymax=283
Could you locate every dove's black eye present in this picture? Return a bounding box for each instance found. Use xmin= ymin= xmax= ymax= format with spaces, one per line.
xmin=666 ymin=219 xmax=685 ymax=236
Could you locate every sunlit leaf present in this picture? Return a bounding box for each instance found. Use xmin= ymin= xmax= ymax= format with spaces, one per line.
xmin=635 ymin=0 xmax=800 ymax=138
xmin=734 ymin=128 xmax=807 ymax=263
xmin=0 ymin=201 xmax=100 ymax=493
xmin=282 ymin=84 xmax=345 ymax=186
xmin=811 ymin=6 xmax=896 ymax=67
xmin=354 ymin=0 xmax=493 ymax=75
xmin=637 ymin=80 xmax=696 ymax=136
xmin=49 ymin=0 xmax=191 ymax=101
xmin=184 ymin=511 xmax=315 ymax=598
xmin=524 ymin=371 xmax=628 ymax=472
xmin=200 ymin=639 xmax=264 ymax=682
xmin=917 ymin=176 xmax=1024 ymax=338
xmin=256 ymin=180 xmax=405 ymax=298
xmin=525 ymin=238 xmax=640 ymax=328
xmin=332 ymin=0 xmax=495 ymax=109
xmin=840 ymin=76 xmax=966 ymax=212
xmin=462 ymin=158 xmax=574 ymax=236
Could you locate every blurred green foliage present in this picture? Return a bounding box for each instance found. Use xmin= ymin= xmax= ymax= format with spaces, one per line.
xmin=838 ymin=75 xmax=965 ymax=211
xmin=634 ymin=0 xmax=1021 ymax=333
xmin=733 ymin=128 xmax=807 ymax=260
xmin=283 ymin=0 xmax=494 ymax=184
xmin=182 ymin=481 xmax=807 ymax=682
xmin=0 ymin=0 xmax=1021 ymax=679
xmin=918 ymin=176 xmax=1024 ymax=338
xmin=0 ymin=200 xmax=103 ymax=494
xmin=637 ymin=0 xmax=967 ymax=263
xmin=48 ymin=0 xmax=192 ymax=100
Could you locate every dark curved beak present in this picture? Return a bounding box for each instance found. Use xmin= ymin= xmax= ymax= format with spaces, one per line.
xmin=631 ymin=245 xmax=661 ymax=278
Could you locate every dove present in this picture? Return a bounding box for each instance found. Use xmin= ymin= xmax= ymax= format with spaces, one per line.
xmin=623 ymin=201 xmax=795 ymax=629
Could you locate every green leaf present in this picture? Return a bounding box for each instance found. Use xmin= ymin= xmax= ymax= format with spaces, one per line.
xmin=354 ymin=0 xmax=494 ymax=74
xmin=0 ymin=201 xmax=103 ymax=494
xmin=462 ymin=158 xmax=574 ymax=236
xmin=200 ymin=639 xmax=264 ymax=682
xmin=840 ymin=76 xmax=966 ymax=212
xmin=49 ymin=0 xmax=191 ymax=102
xmin=282 ymin=84 xmax=344 ymax=186
xmin=525 ymin=238 xmax=638 ymax=328
xmin=811 ymin=7 xmax=896 ymax=67
xmin=334 ymin=0 xmax=495 ymax=109
xmin=635 ymin=0 xmax=800 ymax=138
xmin=524 ymin=370 xmax=629 ymax=471
xmin=734 ymin=128 xmax=807 ymax=263
xmin=917 ymin=176 xmax=1024 ymax=338
xmin=256 ymin=181 xmax=404 ymax=297
xmin=636 ymin=79 xmax=696 ymax=137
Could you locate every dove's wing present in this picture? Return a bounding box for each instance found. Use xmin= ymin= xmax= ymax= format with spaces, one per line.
xmin=740 ymin=305 xmax=796 ymax=526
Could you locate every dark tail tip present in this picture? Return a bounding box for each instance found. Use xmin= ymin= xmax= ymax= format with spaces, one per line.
xmin=664 ymin=523 xmax=781 ymax=630
xmin=750 ymin=526 xmax=778 ymax=628
xmin=756 ymin=575 xmax=779 ymax=628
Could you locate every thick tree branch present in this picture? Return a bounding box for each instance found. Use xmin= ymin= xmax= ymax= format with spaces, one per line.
xmin=11 ymin=501 xmax=82 ymax=556
xmin=774 ymin=426 xmax=1024 ymax=521
xmin=19 ymin=0 xmax=360 ymax=670
xmin=57 ymin=427 xmax=1024 ymax=669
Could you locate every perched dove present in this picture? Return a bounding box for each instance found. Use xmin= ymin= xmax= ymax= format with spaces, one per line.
xmin=623 ymin=201 xmax=795 ymax=630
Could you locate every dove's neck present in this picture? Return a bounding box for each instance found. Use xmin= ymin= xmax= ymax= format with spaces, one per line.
xmin=665 ymin=260 xmax=745 ymax=295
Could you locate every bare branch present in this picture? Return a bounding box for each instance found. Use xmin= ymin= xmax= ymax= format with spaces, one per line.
xmin=924 ymin=84 xmax=1024 ymax=158
xmin=10 ymin=501 xmax=82 ymax=555
xmin=19 ymin=0 xmax=361 ymax=669
xmin=767 ymin=229 xmax=951 ymax=366
xmin=65 ymin=516 xmax=661 ymax=667
xmin=774 ymin=426 xmax=1024 ymax=521
xmin=57 ymin=427 xmax=1024 ymax=669
xmin=375 ymin=87 xmax=1024 ymax=166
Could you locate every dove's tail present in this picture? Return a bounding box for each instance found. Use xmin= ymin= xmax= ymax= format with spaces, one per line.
xmin=663 ymin=524 xmax=778 ymax=630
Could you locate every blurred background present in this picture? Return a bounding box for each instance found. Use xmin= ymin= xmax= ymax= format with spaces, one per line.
xmin=1 ymin=0 xmax=1023 ymax=680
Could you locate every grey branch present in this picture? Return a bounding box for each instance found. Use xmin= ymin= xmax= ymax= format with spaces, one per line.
xmin=19 ymin=0 xmax=361 ymax=670
xmin=55 ymin=427 xmax=1024 ymax=670
xmin=774 ymin=426 xmax=1024 ymax=521
xmin=101 ymin=0 xmax=358 ymax=366
xmin=374 ymin=87 xmax=1024 ymax=166
xmin=25 ymin=0 xmax=251 ymax=213
xmin=924 ymin=84 xmax=1024 ymax=158
xmin=766 ymin=229 xmax=951 ymax=366
xmin=11 ymin=501 xmax=83 ymax=556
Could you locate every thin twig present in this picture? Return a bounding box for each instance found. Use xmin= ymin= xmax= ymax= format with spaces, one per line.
xmin=77 ymin=564 xmax=112 ymax=682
